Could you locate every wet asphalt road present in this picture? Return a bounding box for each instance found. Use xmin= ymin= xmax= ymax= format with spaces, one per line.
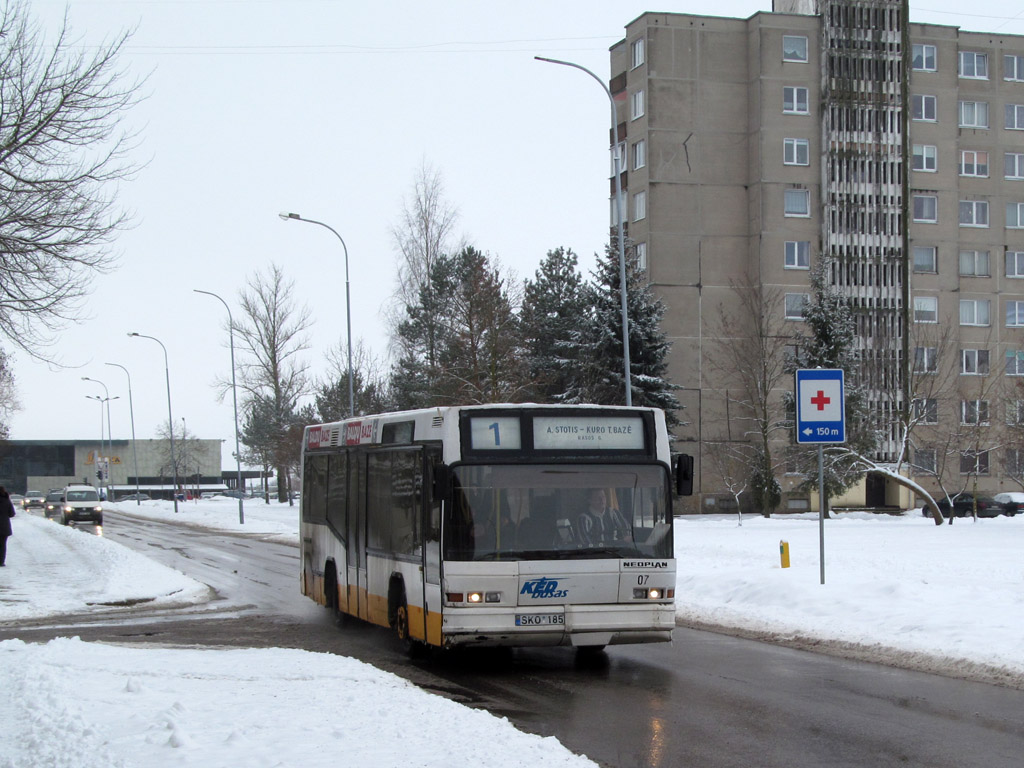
xmin=4 ymin=511 xmax=1024 ymax=768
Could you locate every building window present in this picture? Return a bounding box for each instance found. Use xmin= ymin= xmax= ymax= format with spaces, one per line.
xmin=959 ymin=150 xmax=988 ymax=177
xmin=914 ymin=346 xmax=938 ymax=373
xmin=1007 ymin=54 xmax=1024 ymax=82
xmin=634 ymin=242 xmax=647 ymax=271
xmin=959 ymin=200 xmax=989 ymax=227
xmin=961 ymin=400 xmax=990 ymax=426
xmin=631 ymin=90 xmax=645 ymax=120
xmin=631 ymin=38 xmax=645 ymax=69
xmin=960 ymin=450 xmax=990 ymax=475
xmin=912 ymin=398 xmax=939 ymax=424
xmin=784 ymin=138 xmax=810 ymax=166
xmin=784 ymin=189 xmax=810 ymax=217
xmin=913 ymin=448 xmax=937 ymax=475
xmin=959 ymin=51 xmax=989 ymax=79
xmin=611 ymin=141 xmax=626 ymax=175
xmin=913 ymin=195 xmax=938 ymax=223
xmin=962 ymin=349 xmax=990 ymax=375
xmin=784 ymin=293 xmax=809 ymax=320
xmin=1008 ymin=401 xmax=1024 ymax=426
xmin=912 ymin=94 xmax=937 ymax=121
xmin=913 ymin=44 xmax=937 ymax=71
xmin=785 ymin=240 xmax=810 ymax=269
xmin=1006 ymin=153 xmax=1024 ymax=180
xmin=1007 ymin=300 xmax=1024 ymax=327
xmin=1007 ymin=350 xmax=1024 ymax=375
xmin=632 ymin=139 xmax=646 ymax=171
xmin=913 ymin=245 xmax=937 ymax=273
xmin=913 ymin=145 xmax=938 ymax=172
xmin=959 ymin=101 xmax=989 ymax=128
xmin=1008 ymin=202 xmax=1024 ymax=228
xmin=914 ymin=296 xmax=938 ymax=323
xmin=783 ymin=36 xmax=808 ymax=62
xmin=783 ymin=86 xmax=809 ymax=114
xmin=1007 ymin=251 xmax=1024 ymax=277
xmin=960 ymin=299 xmax=991 ymax=326
xmin=1007 ymin=104 xmax=1024 ymax=130
xmin=960 ymin=250 xmax=990 ymax=277
xmin=1006 ymin=448 xmax=1024 ymax=474
xmin=632 ymin=190 xmax=646 ymax=221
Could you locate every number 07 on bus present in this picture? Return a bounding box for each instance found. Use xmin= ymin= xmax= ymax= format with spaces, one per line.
xmin=300 ymin=404 xmax=694 ymax=653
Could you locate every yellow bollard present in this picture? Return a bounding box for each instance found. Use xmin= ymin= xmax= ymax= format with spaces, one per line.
xmin=780 ymin=540 xmax=791 ymax=569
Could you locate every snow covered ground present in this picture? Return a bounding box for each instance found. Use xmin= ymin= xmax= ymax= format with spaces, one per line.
xmin=2 ymin=498 xmax=1022 ymax=767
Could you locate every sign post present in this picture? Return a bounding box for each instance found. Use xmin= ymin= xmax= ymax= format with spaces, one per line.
xmin=795 ymin=369 xmax=846 ymax=585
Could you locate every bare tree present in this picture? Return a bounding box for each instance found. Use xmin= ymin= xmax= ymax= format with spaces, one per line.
xmin=388 ymin=162 xmax=461 ymax=365
xmin=315 ymin=338 xmax=392 ymax=420
xmin=706 ymin=282 xmax=797 ymax=515
xmin=0 ymin=1 xmax=143 ymax=353
xmin=704 ymin=441 xmax=750 ymax=524
xmin=154 ymin=419 xmax=209 ymax=493
xmin=233 ymin=264 xmax=312 ymax=501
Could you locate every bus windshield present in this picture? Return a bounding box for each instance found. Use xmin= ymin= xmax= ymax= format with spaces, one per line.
xmin=445 ymin=464 xmax=671 ymax=561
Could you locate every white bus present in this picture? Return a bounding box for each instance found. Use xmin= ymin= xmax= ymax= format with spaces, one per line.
xmin=300 ymin=404 xmax=692 ymax=653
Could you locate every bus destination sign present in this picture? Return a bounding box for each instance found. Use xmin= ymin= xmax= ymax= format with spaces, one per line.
xmin=533 ymin=416 xmax=644 ymax=451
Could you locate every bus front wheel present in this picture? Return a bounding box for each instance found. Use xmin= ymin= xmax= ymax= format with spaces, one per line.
xmin=395 ymin=598 xmax=426 ymax=658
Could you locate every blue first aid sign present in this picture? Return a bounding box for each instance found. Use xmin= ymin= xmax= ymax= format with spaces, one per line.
xmin=795 ymin=369 xmax=846 ymax=444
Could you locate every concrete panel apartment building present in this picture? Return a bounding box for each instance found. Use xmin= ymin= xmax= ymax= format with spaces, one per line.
xmin=609 ymin=1 xmax=1024 ymax=512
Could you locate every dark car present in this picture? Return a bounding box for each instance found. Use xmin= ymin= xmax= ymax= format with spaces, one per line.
xmin=935 ymin=493 xmax=1002 ymax=518
xmin=992 ymin=492 xmax=1024 ymax=516
xmin=23 ymin=490 xmax=46 ymax=510
xmin=43 ymin=490 xmax=64 ymax=520
xmin=118 ymin=492 xmax=150 ymax=501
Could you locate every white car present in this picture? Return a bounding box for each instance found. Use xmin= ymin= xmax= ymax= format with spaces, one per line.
xmin=61 ymin=484 xmax=103 ymax=526
xmin=992 ymin=492 xmax=1024 ymax=516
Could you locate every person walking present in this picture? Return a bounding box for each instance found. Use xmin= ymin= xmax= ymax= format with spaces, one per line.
xmin=0 ymin=485 xmax=15 ymax=566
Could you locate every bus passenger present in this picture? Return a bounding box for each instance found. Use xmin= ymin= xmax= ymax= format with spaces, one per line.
xmin=577 ymin=488 xmax=630 ymax=546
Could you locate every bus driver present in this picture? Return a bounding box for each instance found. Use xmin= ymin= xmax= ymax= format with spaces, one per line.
xmin=577 ymin=488 xmax=630 ymax=546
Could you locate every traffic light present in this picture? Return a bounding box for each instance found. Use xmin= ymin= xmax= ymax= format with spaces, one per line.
xmin=96 ymin=470 xmax=102 ymax=480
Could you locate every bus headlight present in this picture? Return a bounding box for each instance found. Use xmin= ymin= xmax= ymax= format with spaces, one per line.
xmin=459 ymin=591 xmax=502 ymax=604
xmin=633 ymin=588 xmax=673 ymax=600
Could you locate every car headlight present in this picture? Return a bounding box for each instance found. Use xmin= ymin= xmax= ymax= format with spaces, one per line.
xmin=63 ymin=505 xmax=73 ymax=513
xmin=93 ymin=506 xmax=103 ymax=513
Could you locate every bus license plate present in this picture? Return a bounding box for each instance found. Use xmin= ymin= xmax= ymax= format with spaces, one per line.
xmin=515 ymin=614 xmax=564 ymax=626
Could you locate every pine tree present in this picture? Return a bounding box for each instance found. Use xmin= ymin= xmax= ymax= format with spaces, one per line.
xmin=571 ymin=242 xmax=681 ymax=425
xmin=520 ymin=247 xmax=589 ymax=402
xmin=792 ymin=259 xmax=878 ymax=501
xmin=390 ymin=247 xmax=528 ymax=407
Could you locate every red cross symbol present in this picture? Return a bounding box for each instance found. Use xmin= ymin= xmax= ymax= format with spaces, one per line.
xmin=810 ymin=390 xmax=831 ymax=411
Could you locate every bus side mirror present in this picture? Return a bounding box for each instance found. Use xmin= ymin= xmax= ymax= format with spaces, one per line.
xmin=675 ymin=454 xmax=694 ymax=497
xmin=431 ymin=463 xmax=450 ymax=502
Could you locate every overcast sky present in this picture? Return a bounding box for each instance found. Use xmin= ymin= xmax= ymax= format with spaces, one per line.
xmin=10 ymin=1 xmax=1024 ymax=466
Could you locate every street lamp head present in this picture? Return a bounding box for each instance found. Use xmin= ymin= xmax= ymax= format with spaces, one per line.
xmin=279 ymin=211 xmax=301 ymax=221
xmin=128 ymin=332 xmax=139 ymax=337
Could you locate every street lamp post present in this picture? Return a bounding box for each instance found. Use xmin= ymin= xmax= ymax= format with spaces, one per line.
xmin=128 ymin=332 xmax=179 ymax=514
xmin=194 ymin=289 xmax=245 ymax=524
xmin=83 ymin=377 xmax=118 ymax=498
xmin=535 ymin=56 xmax=633 ymax=407
xmin=279 ymin=212 xmax=354 ymax=418
xmin=84 ymin=394 xmax=105 ymax=487
xmin=105 ymin=362 xmax=142 ymax=504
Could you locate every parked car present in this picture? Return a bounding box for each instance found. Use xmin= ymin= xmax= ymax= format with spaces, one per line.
xmin=43 ymin=490 xmax=64 ymax=520
xmin=61 ymin=484 xmax=103 ymax=526
xmin=992 ymin=492 xmax=1024 ymax=516
xmin=118 ymin=493 xmax=150 ymax=501
xmin=22 ymin=490 xmax=46 ymax=510
xmin=9 ymin=494 xmax=24 ymax=507
xmin=935 ymin=493 xmax=1002 ymax=518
